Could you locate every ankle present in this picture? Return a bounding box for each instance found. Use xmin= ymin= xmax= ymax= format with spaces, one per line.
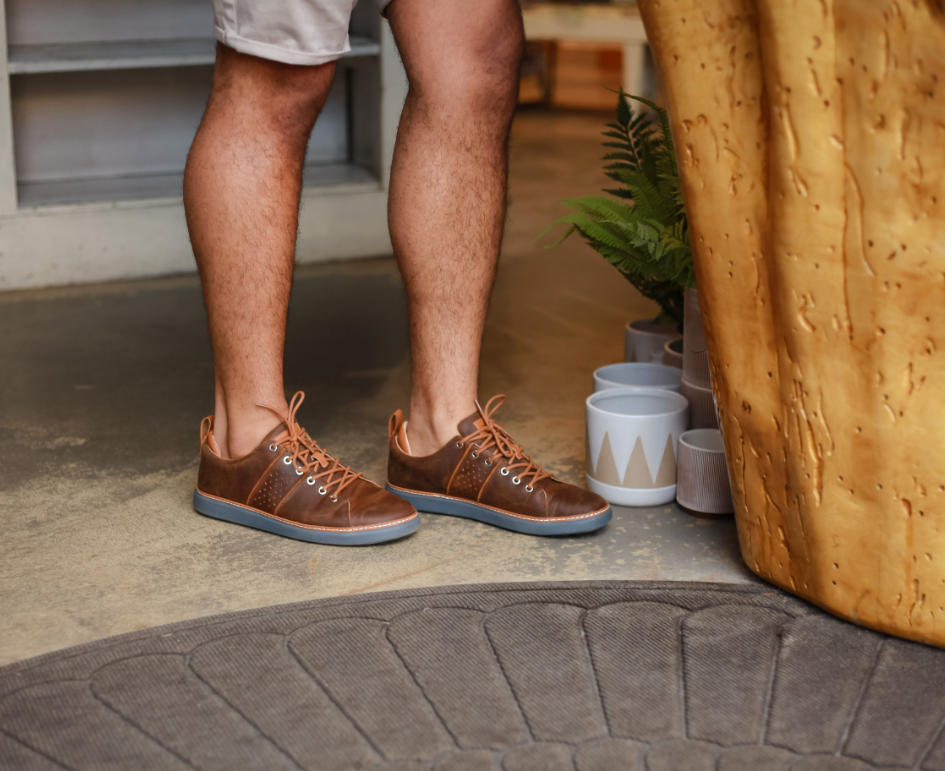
xmin=215 ymin=402 xmax=287 ymax=458
xmin=405 ymin=419 xmax=453 ymax=457
xmin=405 ymin=402 xmax=473 ymax=456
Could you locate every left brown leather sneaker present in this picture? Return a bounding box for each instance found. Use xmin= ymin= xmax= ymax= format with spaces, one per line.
xmin=193 ymin=392 xmax=419 ymax=545
xmin=386 ymin=395 xmax=612 ymax=535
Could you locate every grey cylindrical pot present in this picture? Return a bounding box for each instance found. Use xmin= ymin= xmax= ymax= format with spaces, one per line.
xmin=676 ymin=429 xmax=733 ymax=515
xmin=663 ymin=337 xmax=683 ymax=369
xmin=680 ymin=377 xmax=720 ymax=430
xmin=683 ymin=288 xmax=712 ymax=387
xmin=625 ymin=319 xmax=680 ymax=364
xmin=593 ymin=362 xmax=682 ymax=393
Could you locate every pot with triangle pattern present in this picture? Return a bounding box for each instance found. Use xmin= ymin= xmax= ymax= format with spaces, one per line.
xmin=585 ymin=387 xmax=690 ymax=506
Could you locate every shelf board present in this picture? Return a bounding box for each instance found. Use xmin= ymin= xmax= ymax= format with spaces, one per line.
xmin=18 ymin=163 xmax=380 ymax=208
xmin=8 ymin=36 xmax=381 ymax=75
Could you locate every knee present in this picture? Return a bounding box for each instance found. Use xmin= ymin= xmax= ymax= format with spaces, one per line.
xmin=210 ymin=44 xmax=336 ymax=141
xmin=410 ymin=23 xmax=524 ymax=126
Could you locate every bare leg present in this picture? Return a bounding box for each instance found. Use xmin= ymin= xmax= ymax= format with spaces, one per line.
xmin=184 ymin=45 xmax=335 ymax=457
xmin=387 ymin=0 xmax=524 ymax=455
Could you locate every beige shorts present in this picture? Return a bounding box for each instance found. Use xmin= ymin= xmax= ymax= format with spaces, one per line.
xmin=212 ymin=0 xmax=393 ymax=66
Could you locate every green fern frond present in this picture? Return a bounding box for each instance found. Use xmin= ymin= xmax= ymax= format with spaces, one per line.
xmin=613 ymin=170 xmax=675 ymax=226
xmin=539 ymin=89 xmax=693 ymax=329
xmin=559 ymin=195 xmax=639 ymax=223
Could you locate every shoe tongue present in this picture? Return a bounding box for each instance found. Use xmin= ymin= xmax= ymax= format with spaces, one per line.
xmin=457 ymin=411 xmax=486 ymax=439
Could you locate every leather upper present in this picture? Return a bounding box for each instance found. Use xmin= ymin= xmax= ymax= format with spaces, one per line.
xmin=387 ymin=397 xmax=609 ymax=522
xmin=198 ymin=406 xmax=416 ymax=531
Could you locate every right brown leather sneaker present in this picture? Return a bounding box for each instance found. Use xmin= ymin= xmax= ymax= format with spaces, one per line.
xmin=386 ymin=395 xmax=612 ymax=536
xmin=193 ymin=392 xmax=419 ymax=545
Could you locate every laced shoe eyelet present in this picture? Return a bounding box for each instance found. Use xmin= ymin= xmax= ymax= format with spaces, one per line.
xmin=306 ymin=477 xmax=315 ymax=485
xmin=318 ymin=486 xmax=327 ymax=495
xmin=330 ymin=496 xmax=338 ymax=503
xmin=283 ymin=456 xmax=292 ymax=465
xmin=500 ymin=467 xmax=509 ymax=476
xmin=269 ymin=444 xmax=278 ymax=452
xmin=296 ymin=468 xmax=303 ymax=476
xmin=456 ymin=442 xmax=464 ymax=448
xmin=525 ymin=484 xmax=534 ymax=492
xmin=512 ymin=476 xmax=521 ymax=485
xmin=484 ymin=459 xmax=492 ymax=466
xmin=471 ymin=452 xmax=479 ymax=459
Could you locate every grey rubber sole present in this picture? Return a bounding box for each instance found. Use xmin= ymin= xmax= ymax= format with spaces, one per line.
xmin=385 ymin=484 xmax=612 ymax=536
xmin=193 ymin=490 xmax=420 ymax=545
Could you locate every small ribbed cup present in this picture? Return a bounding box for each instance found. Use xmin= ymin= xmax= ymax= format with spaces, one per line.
xmin=680 ymin=378 xmax=719 ymax=429
xmin=676 ymin=429 xmax=733 ymax=515
xmin=663 ymin=337 xmax=683 ymax=369
xmin=683 ymin=288 xmax=712 ymax=387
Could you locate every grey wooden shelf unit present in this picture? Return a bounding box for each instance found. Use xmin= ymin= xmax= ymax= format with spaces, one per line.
xmin=0 ymin=0 xmax=408 ymax=290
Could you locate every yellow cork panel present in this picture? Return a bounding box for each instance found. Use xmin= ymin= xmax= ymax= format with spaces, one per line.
xmin=639 ymin=0 xmax=945 ymax=645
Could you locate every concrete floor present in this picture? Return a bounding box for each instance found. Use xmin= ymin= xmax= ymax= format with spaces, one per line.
xmin=0 ymin=109 xmax=755 ymax=665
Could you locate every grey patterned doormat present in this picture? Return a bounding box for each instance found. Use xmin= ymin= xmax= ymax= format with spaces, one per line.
xmin=1 ymin=581 xmax=944 ymax=770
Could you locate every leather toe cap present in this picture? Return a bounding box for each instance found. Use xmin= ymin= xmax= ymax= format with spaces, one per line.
xmin=349 ymin=482 xmax=418 ymax=527
xmin=544 ymin=480 xmax=610 ymax=519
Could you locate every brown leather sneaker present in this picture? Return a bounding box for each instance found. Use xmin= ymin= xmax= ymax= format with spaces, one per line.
xmin=193 ymin=392 xmax=419 ymax=545
xmin=386 ymin=395 xmax=611 ymax=535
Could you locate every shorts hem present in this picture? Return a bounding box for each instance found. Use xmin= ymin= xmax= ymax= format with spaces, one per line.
xmin=214 ymin=26 xmax=351 ymax=66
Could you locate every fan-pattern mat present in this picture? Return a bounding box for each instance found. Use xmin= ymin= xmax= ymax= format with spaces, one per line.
xmin=2 ymin=581 xmax=944 ymax=770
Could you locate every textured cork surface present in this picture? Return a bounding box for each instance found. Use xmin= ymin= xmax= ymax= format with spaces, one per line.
xmin=639 ymin=0 xmax=945 ymax=644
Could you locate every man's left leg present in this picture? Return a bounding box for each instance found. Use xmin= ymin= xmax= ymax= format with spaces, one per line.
xmin=385 ymin=0 xmax=520 ymax=457
xmin=383 ymin=0 xmax=612 ymax=535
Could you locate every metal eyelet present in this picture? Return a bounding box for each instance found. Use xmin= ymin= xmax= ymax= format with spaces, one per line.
xmin=484 ymin=459 xmax=492 ymax=466
xmin=525 ymin=485 xmax=534 ymax=492
xmin=269 ymin=444 xmax=278 ymax=452
xmin=471 ymin=452 xmax=479 ymax=459
xmin=512 ymin=476 xmax=521 ymax=485
xmin=330 ymin=496 xmax=338 ymax=503
xmin=500 ymin=467 xmax=509 ymax=476
xmin=456 ymin=442 xmax=464 ymax=448
xmin=306 ymin=477 xmax=315 ymax=485
xmin=283 ymin=456 xmax=292 ymax=465
xmin=296 ymin=468 xmax=303 ymax=476
xmin=318 ymin=486 xmax=327 ymax=495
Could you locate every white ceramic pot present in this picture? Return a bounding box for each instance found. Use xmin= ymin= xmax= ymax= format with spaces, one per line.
xmin=676 ymin=429 xmax=734 ymax=516
xmin=682 ymin=288 xmax=712 ymax=387
xmin=593 ymin=362 xmax=683 ymax=393
xmin=585 ymin=387 xmax=689 ymax=507
xmin=624 ymin=319 xmax=681 ymax=363
xmin=663 ymin=337 xmax=684 ymax=369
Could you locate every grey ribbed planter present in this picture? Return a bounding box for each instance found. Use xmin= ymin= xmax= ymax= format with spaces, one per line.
xmin=682 ymin=288 xmax=711 ymax=387
xmin=681 ymin=288 xmax=718 ymax=428
xmin=680 ymin=378 xmax=720 ymax=430
xmin=676 ymin=428 xmax=733 ymax=516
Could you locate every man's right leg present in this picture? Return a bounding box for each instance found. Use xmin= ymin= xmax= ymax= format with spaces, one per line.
xmin=184 ymin=44 xmax=335 ymax=459
xmin=185 ymin=43 xmax=419 ymax=544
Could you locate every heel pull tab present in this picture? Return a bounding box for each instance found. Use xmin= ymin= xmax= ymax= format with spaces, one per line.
xmin=200 ymin=416 xmax=214 ymax=443
xmin=388 ymin=410 xmax=404 ymax=440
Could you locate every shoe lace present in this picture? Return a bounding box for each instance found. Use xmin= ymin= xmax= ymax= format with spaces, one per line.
xmin=258 ymin=391 xmax=363 ymax=499
xmin=460 ymin=394 xmax=553 ymax=488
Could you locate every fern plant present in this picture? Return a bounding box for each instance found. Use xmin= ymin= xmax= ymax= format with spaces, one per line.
xmin=541 ymin=92 xmax=694 ymax=329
